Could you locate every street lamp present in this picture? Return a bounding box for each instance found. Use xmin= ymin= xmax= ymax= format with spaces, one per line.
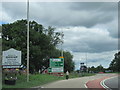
xmin=52 ymin=31 xmax=64 ymax=57
xmin=60 ymin=32 xmax=64 ymax=57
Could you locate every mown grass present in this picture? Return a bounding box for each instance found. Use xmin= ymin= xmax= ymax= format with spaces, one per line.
xmin=2 ymin=73 xmax=95 ymax=88
xmin=2 ymin=74 xmax=64 ymax=88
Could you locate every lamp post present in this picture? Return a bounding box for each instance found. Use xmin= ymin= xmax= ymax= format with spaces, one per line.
xmin=27 ymin=0 xmax=29 ymax=82
xmin=53 ymin=31 xmax=64 ymax=57
xmin=60 ymin=32 xmax=64 ymax=57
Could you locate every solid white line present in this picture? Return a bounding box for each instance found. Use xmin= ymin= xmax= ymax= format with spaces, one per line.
xmin=84 ymin=77 xmax=101 ymax=88
xmin=84 ymin=83 xmax=88 ymax=88
xmin=100 ymin=76 xmax=117 ymax=90
xmin=100 ymin=79 xmax=110 ymax=89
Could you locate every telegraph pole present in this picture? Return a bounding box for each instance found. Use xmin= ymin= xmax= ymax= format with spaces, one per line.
xmin=27 ymin=0 xmax=29 ymax=82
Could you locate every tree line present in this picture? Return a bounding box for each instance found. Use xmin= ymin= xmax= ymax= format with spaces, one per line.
xmin=88 ymin=51 xmax=120 ymax=73
xmin=2 ymin=19 xmax=75 ymax=73
xmin=88 ymin=65 xmax=106 ymax=73
xmin=109 ymin=51 xmax=120 ymax=72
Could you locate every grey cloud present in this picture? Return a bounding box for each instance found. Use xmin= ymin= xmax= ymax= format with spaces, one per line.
xmin=69 ymin=2 xmax=104 ymax=11
xmin=64 ymin=41 xmax=117 ymax=53
xmin=2 ymin=2 xmax=117 ymax=28
xmin=1 ymin=2 xmax=118 ymax=52
xmin=86 ymin=39 xmax=117 ymax=53
xmin=68 ymin=2 xmax=117 ymax=27
xmin=69 ymin=2 xmax=117 ymax=12
xmin=88 ymin=59 xmax=98 ymax=63
xmin=108 ymin=24 xmax=118 ymax=38
xmin=2 ymin=2 xmax=27 ymax=19
xmin=93 ymin=18 xmax=118 ymax=39
xmin=1 ymin=2 xmax=118 ymax=69
xmin=61 ymin=27 xmax=118 ymax=53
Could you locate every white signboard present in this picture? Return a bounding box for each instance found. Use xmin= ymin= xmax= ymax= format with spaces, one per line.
xmin=2 ymin=48 xmax=21 ymax=66
xmin=3 ymin=65 xmax=21 ymax=68
xmin=52 ymin=67 xmax=63 ymax=72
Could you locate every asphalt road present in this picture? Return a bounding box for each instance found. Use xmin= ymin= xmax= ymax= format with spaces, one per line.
xmin=36 ymin=73 xmax=116 ymax=88
xmin=104 ymin=76 xmax=120 ymax=89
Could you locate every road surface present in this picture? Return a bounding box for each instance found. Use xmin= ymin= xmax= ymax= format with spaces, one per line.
xmin=33 ymin=73 xmax=117 ymax=88
xmin=104 ymin=75 xmax=119 ymax=89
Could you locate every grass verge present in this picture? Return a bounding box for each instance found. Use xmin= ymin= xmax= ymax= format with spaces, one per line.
xmin=2 ymin=73 xmax=95 ymax=88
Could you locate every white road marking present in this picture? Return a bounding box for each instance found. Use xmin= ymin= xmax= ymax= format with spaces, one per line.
xmin=100 ymin=76 xmax=117 ymax=90
xmin=84 ymin=78 xmax=97 ymax=88
xmin=84 ymin=82 xmax=88 ymax=88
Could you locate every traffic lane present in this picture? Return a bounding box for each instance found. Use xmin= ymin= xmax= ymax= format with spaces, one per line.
xmin=85 ymin=73 xmax=117 ymax=89
xmin=41 ymin=74 xmax=117 ymax=88
xmin=104 ymin=76 xmax=119 ymax=89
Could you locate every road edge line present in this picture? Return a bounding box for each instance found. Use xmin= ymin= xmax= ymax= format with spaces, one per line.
xmin=100 ymin=76 xmax=117 ymax=90
xmin=84 ymin=81 xmax=88 ymax=88
xmin=84 ymin=77 xmax=97 ymax=88
xmin=100 ymin=79 xmax=110 ymax=89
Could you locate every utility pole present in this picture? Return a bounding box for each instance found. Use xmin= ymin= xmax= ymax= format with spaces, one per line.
xmin=27 ymin=0 xmax=29 ymax=82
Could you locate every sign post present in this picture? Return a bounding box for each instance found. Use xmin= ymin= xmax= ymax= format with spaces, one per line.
xmin=49 ymin=58 xmax=64 ymax=73
xmin=2 ymin=48 xmax=22 ymax=85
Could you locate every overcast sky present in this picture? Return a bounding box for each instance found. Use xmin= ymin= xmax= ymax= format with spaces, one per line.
xmin=1 ymin=1 xmax=119 ymax=70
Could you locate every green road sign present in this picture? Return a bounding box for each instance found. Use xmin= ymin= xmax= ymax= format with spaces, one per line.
xmin=48 ymin=67 xmax=52 ymax=73
xmin=49 ymin=58 xmax=64 ymax=73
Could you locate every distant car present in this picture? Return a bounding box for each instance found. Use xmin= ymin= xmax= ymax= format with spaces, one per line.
xmin=105 ymin=70 xmax=112 ymax=73
xmin=98 ymin=72 xmax=104 ymax=74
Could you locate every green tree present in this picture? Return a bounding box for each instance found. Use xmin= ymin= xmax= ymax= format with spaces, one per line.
xmin=96 ymin=65 xmax=104 ymax=72
xmin=109 ymin=51 xmax=120 ymax=72
xmin=88 ymin=66 xmax=96 ymax=73
xmin=2 ymin=20 xmax=60 ymax=73
xmin=2 ymin=19 xmax=75 ymax=73
xmin=64 ymin=51 xmax=75 ymax=72
xmin=0 ymin=25 xmax=2 ymax=61
xmin=88 ymin=65 xmax=106 ymax=73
